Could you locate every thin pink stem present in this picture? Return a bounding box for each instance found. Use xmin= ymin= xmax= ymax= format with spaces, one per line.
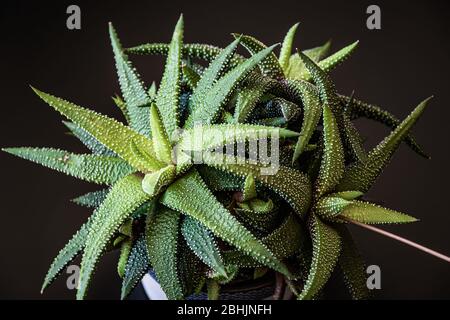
xmin=348 ymin=219 xmax=450 ymax=263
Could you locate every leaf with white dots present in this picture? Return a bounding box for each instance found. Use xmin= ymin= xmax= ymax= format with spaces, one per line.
xmin=63 ymin=121 xmax=115 ymax=156
xmin=337 ymin=97 xmax=431 ymax=193
xmin=185 ymin=45 xmax=277 ymax=126
xmin=201 ymin=153 xmax=312 ymax=217
xmin=32 ymin=88 xmax=164 ymax=173
xmin=160 ymin=169 xmax=291 ymax=277
xmin=146 ymin=207 xmax=183 ymax=300
xmin=77 ymin=174 xmax=151 ymax=299
xmin=121 ymin=235 xmax=150 ymax=299
xmin=109 ymin=23 xmax=151 ymax=136
xmin=188 ymin=38 xmax=241 ymax=125
xmin=314 ymin=104 xmax=345 ymax=198
xmin=338 ymin=201 xmax=418 ymax=224
xmin=301 ymin=41 xmax=359 ymax=82
xmin=181 ymin=216 xmax=227 ymax=278
xmin=126 ymin=43 xmax=244 ymax=67
xmin=298 ymin=214 xmax=341 ymax=300
xmin=72 ymin=189 xmax=109 ymax=208
xmin=341 ymin=94 xmax=429 ymax=158
xmin=336 ymin=225 xmax=370 ymax=300
xmin=279 ymin=23 xmax=300 ymax=73
xmin=3 ymin=147 xmax=133 ymax=185
xmin=234 ymin=34 xmax=284 ymax=79
xmin=155 ymin=15 xmax=184 ymax=139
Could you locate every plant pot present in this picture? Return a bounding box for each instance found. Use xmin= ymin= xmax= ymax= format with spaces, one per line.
xmin=140 ymin=271 xmax=292 ymax=300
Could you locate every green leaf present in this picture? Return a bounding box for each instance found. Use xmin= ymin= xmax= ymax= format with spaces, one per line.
xmin=289 ymin=80 xmax=322 ymax=162
xmin=121 ymin=235 xmax=149 ymax=299
xmin=141 ymin=165 xmax=176 ymax=196
xmin=330 ymin=190 xmax=363 ymax=201
xmin=126 ymin=43 xmax=244 ymax=67
xmin=146 ymin=207 xmax=183 ymax=300
xmin=314 ymin=104 xmax=345 ymax=198
xmin=3 ymin=147 xmax=133 ymax=185
xmin=182 ymin=64 xmax=200 ymax=90
xmin=71 ymin=189 xmax=109 ymax=208
xmin=177 ymin=123 xmax=298 ymax=172
xmin=77 ymin=174 xmax=151 ymax=299
xmin=234 ymin=34 xmax=284 ymax=79
xmin=207 ymin=280 xmax=221 ymax=300
xmin=223 ymin=214 xmax=303 ymax=267
xmin=41 ymin=218 xmax=92 ymax=292
xmin=279 ymin=23 xmax=300 ymax=72
xmin=337 ymin=97 xmax=431 ymax=193
xmin=150 ymin=103 xmax=173 ymax=164
xmin=242 ymin=174 xmax=257 ymax=201
xmin=303 ymin=40 xmax=332 ymax=62
xmin=233 ymin=74 xmax=276 ymax=123
xmin=342 ymin=108 xmax=368 ymax=163
xmin=148 ymin=82 xmax=157 ymax=100
xmin=315 ymin=196 xmax=351 ymax=220
xmin=285 ymin=40 xmax=331 ymax=80
xmin=197 ymin=165 xmax=243 ymax=191
xmin=112 ymin=95 xmax=130 ymax=124
xmin=32 ymin=88 xmax=164 ymax=173
xmin=178 ymin=124 xmax=298 ymax=165
xmin=339 ymin=201 xmax=418 ymax=224
xmin=317 ymin=41 xmax=359 ymax=75
xmin=202 ymin=153 xmax=312 ymax=217
xmin=298 ymin=215 xmax=341 ymax=300
xmin=189 ymin=38 xmax=241 ymax=120
xmin=185 ymin=45 xmax=278 ymax=126
xmin=155 ymin=15 xmax=184 ymax=139
xmin=160 ymin=169 xmax=290 ymax=277
xmin=117 ymin=238 xmax=132 ymax=278
xmin=341 ymin=94 xmax=429 ymax=158
xmin=181 ymin=216 xmax=227 ymax=278
xmin=298 ymin=51 xmax=341 ymax=113
xmin=301 ymin=41 xmax=359 ymax=81
xmin=336 ymin=225 xmax=370 ymax=300
xmin=63 ymin=121 xmax=115 ymax=156
xmin=109 ymin=23 xmax=151 ymax=136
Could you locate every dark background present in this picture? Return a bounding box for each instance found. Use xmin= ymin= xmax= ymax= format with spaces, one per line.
xmin=0 ymin=0 xmax=449 ymax=299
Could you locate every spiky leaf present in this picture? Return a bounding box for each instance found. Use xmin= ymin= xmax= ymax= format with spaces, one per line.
xmin=155 ymin=15 xmax=184 ymax=139
xmin=32 ymin=88 xmax=164 ymax=173
xmin=160 ymin=170 xmax=290 ymax=276
xmin=337 ymin=97 xmax=431 ymax=192
xmin=298 ymin=215 xmax=341 ymax=300
xmin=202 ymin=153 xmax=312 ymax=217
xmin=63 ymin=121 xmax=115 ymax=156
xmin=301 ymin=41 xmax=359 ymax=81
xmin=279 ymin=23 xmax=299 ymax=72
xmin=109 ymin=23 xmax=151 ymax=136
xmin=185 ymin=45 xmax=278 ymax=126
xmin=146 ymin=207 xmax=183 ymax=300
xmin=3 ymin=148 xmax=133 ymax=185
xmin=189 ymin=38 xmax=241 ymax=117
xmin=336 ymin=225 xmax=370 ymax=300
xmin=341 ymin=95 xmax=429 ymax=158
xmin=77 ymin=174 xmax=151 ymax=299
xmin=72 ymin=189 xmax=109 ymax=208
xmin=181 ymin=216 xmax=227 ymax=277
xmin=235 ymin=34 xmax=284 ymax=79
xmin=150 ymin=103 xmax=173 ymax=164
xmin=121 ymin=235 xmax=149 ymax=299
xmin=314 ymin=104 xmax=345 ymax=198
xmin=290 ymin=80 xmax=322 ymax=162
xmin=339 ymin=201 xmax=417 ymax=224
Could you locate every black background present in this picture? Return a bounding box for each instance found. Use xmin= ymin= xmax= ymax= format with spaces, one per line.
xmin=0 ymin=0 xmax=449 ymax=299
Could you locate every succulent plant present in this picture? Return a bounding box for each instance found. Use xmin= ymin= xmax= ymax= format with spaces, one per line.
xmin=3 ymin=15 xmax=437 ymax=300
